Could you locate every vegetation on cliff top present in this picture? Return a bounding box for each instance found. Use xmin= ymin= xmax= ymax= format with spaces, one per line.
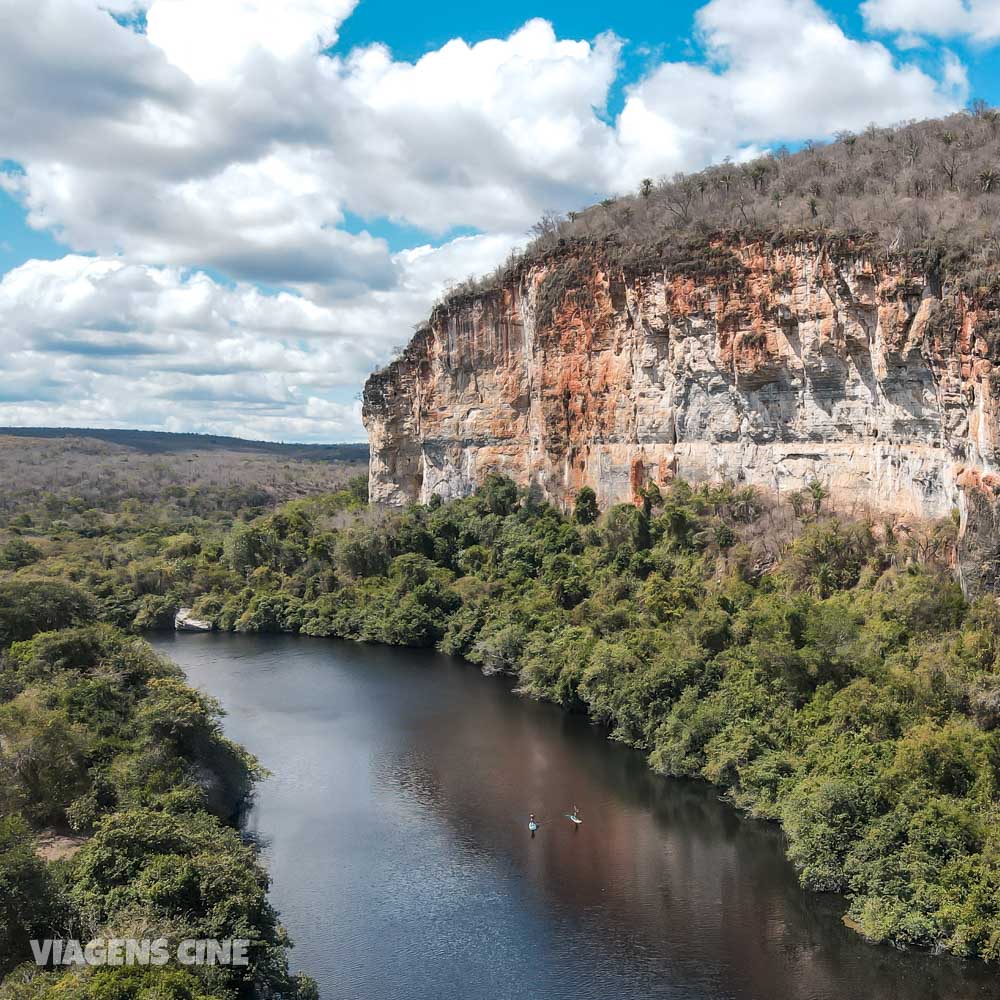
xmin=443 ymin=104 xmax=1000 ymax=307
xmin=4 ymin=458 xmax=1000 ymax=963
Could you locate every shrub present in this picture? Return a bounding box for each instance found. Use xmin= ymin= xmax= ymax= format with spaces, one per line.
xmin=0 ymin=580 xmax=95 ymax=648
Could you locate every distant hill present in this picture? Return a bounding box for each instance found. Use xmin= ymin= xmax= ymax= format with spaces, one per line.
xmin=0 ymin=427 xmax=368 ymax=463
xmin=0 ymin=428 xmax=368 ymax=515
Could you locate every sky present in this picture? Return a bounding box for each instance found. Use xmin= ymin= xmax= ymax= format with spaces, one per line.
xmin=0 ymin=0 xmax=998 ymax=443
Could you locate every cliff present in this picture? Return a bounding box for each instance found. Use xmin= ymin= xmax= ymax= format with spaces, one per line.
xmin=362 ymin=235 xmax=1000 ymax=592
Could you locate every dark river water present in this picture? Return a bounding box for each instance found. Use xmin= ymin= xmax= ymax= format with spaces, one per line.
xmin=152 ymin=633 xmax=998 ymax=1000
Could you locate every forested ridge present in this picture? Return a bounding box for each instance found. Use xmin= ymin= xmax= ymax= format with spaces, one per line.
xmin=3 ymin=464 xmax=1000 ymax=964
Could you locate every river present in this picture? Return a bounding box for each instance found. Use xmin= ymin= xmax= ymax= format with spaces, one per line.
xmin=151 ymin=633 xmax=998 ymax=1000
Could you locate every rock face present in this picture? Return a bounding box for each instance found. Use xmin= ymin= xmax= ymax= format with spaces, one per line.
xmin=175 ymin=608 xmax=213 ymax=632
xmin=363 ymin=236 xmax=1000 ymax=590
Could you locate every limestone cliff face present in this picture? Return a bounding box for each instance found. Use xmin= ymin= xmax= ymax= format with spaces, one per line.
xmin=363 ymin=237 xmax=1000 ymax=587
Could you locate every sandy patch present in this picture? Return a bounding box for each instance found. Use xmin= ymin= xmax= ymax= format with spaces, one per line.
xmin=35 ymin=830 xmax=88 ymax=862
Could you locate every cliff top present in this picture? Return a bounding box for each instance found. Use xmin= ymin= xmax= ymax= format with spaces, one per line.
xmin=442 ymin=105 xmax=1000 ymax=308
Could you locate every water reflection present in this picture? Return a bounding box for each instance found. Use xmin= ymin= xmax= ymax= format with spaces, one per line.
xmin=154 ymin=634 xmax=998 ymax=1000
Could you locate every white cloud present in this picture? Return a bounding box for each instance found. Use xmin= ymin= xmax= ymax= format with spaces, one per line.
xmin=0 ymin=0 xmax=975 ymax=439
xmin=145 ymin=0 xmax=358 ymax=83
xmin=861 ymin=0 xmax=1000 ymax=45
xmin=2 ymin=11 xmax=626 ymax=269
xmin=616 ymin=0 xmax=967 ymax=186
xmin=327 ymin=21 xmax=624 ymax=229
xmin=1 ymin=0 xmax=966 ymax=269
xmin=0 ymin=233 xmax=521 ymax=440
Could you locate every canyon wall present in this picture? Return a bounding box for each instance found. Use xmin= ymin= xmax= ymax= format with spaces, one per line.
xmin=362 ymin=237 xmax=1000 ymax=592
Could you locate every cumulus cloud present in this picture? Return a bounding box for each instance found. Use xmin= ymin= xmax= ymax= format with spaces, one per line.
xmin=861 ymin=0 xmax=1000 ymax=45
xmin=616 ymin=0 xmax=967 ymax=185
xmin=1 ymin=0 xmax=967 ymax=266
xmin=144 ymin=0 xmax=358 ymax=83
xmin=0 ymin=0 xmax=975 ymax=439
xmin=0 ymin=233 xmax=521 ymax=440
xmin=1 ymin=13 xmax=625 ymax=273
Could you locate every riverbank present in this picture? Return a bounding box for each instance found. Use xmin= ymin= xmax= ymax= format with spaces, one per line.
xmin=0 ymin=586 xmax=317 ymax=999
xmin=197 ymin=483 xmax=1000 ymax=962
xmin=4 ymin=473 xmax=999 ymax=964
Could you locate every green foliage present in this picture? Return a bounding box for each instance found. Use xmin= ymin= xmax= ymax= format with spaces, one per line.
xmin=334 ymin=523 xmax=393 ymax=578
xmin=5 ymin=466 xmax=999 ymax=965
xmin=602 ymin=504 xmax=650 ymax=557
xmin=0 ymin=580 xmax=95 ymax=647
xmin=573 ymin=487 xmax=599 ymax=525
xmin=0 ymin=815 xmax=58 ymax=977
xmin=780 ymin=520 xmax=876 ymax=597
xmin=477 ymin=474 xmax=521 ymax=517
xmin=0 ymin=468 xmax=367 ymax=996
xmin=132 ymin=594 xmax=180 ymax=631
xmin=0 ymin=625 xmax=259 ymax=834
xmin=0 ymin=967 xmax=218 ymax=1000
xmin=71 ymin=808 xmax=295 ymax=995
xmin=0 ymin=616 xmax=288 ymax=994
xmin=0 ymin=539 xmax=42 ymax=570
xmin=190 ymin=475 xmax=994 ymax=960
xmin=345 ymin=473 xmax=369 ymax=506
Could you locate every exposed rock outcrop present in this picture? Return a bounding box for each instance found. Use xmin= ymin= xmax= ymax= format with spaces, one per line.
xmin=175 ymin=608 xmax=213 ymax=632
xmin=363 ymin=236 xmax=1000 ymax=592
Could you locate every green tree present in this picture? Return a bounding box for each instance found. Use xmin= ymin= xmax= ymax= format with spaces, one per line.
xmin=71 ymin=809 xmax=300 ymax=995
xmin=0 ymin=815 xmax=58 ymax=976
xmin=0 ymin=538 xmax=42 ymax=570
xmin=0 ymin=581 xmax=95 ymax=648
xmin=573 ymin=486 xmax=600 ymax=525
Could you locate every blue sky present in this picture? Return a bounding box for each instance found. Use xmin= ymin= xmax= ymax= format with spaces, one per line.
xmin=0 ymin=163 xmax=63 ymax=272
xmin=337 ymin=0 xmax=999 ymax=99
xmin=0 ymin=0 xmax=996 ymax=441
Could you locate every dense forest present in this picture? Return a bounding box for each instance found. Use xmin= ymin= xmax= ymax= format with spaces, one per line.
xmin=444 ymin=104 xmax=1000 ymax=303
xmin=0 ymin=587 xmax=319 ymax=999
xmin=0 ymin=437 xmax=364 ymax=999
xmin=2 ymin=453 xmax=1000 ymax=965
